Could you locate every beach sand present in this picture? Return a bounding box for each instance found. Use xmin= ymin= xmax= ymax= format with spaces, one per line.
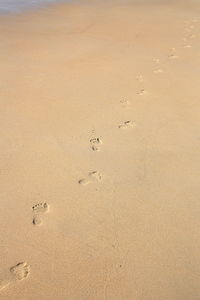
xmin=0 ymin=0 xmax=200 ymax=299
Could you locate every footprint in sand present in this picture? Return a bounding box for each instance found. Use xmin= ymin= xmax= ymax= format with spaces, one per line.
xmin=184 ymin=24 xmax=194 ymax=32
xmin=189 ymin=25 xmax=195 ymax=29
xmin=153 ymin=58 xmax=160 ymax=63
xmin=118 ymin=120 xmax=135 ymax=129
xmin=90 ymin=137 xmax=102 ymax=152
xmin=32 ymin=202 xmax=49 ymax=226
xmin=88 ymin=171 xmax=102 ymax=181
xmin=0 ymin=262 xmax=30 ymax=292
xmin=188 ymin=34 xmax=196 ymax=39
xmin=10 ymin=263 xmax=30 ymax=280
xmin=153 ymin=69 xmax=164 ymax=74
xmin=137 ymin=89 xmax=147 ymax=96
xmin=136 ymin=74 xmax=144 ymax=82
xmin=168 ymin=47 xmax=179 ymax=59
xmin=78 ymin=178 xmax=91 ymax=186
xmin=78 ymin=171 xmax=102 ymax=186
xmin=183 ymin=44 xmax=192 ymax=48
xmin=120 ymin=99 xmax=130 ymax=108
xmin=168 ymin=53 xmax=179 ymax=59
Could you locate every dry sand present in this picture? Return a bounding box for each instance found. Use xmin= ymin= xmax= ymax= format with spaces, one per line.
xmin=0 ymin=0 xmax=200 ymax=299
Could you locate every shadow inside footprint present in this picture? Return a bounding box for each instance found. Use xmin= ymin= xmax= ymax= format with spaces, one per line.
xmin=78 ymin=178 xmax=91 ymax=186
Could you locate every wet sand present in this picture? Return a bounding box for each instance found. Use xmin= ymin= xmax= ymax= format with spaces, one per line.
xmin=0 ymin=0 xmax=200 ymax=299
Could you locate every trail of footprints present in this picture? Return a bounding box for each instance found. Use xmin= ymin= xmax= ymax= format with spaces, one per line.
xmin=1 ymin=16 xmax=199 ymax=294
xmin=1 ymin=99 xmax=136 ymax=291
xmin=182 ymin=19 xmax=198 ymax=48
xmin=78 ymin=99 xmax=137 ymax=186
xmin=152 ymin=18 xmax=199 ymax=73
xmin=79 ymin=17 xmax=200 ymax=189
xmin=0 ymin=203 xmax=50 ymax=291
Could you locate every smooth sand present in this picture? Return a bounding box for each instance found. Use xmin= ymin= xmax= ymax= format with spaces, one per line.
xmin=0 ymin=0 xmax=200 ymax=299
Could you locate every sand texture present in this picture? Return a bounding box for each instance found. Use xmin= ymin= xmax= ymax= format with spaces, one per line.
xmin=0 ymin=0 xmax=200 ymax=299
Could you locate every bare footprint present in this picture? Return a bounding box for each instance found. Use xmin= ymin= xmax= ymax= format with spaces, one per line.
xmin=0 ymin=262 xmax=30 ymax=292
xmin=168 ymin=54 xmax=179 ymax=59
xmin=183 ymin=44 xmax=192 ymax=48
xmin=10 ymin=262 xmax=30 ymax=281
xmin=32 ymin=202 xmax=49 ymax=226
xmin=118 ymin=121 xmax=135 ymax=129
xmin=120 ymin=99 xmax=130 ymax=108
xmin=153 ymin=69 xmax=164 ymax=74
xmin=137 ymin=89 xmax=147 ymax=96
xmin=78 ymin=178 xmax=91 ymax=186
xmin=153 ymin=58 xmax=160 ymax=63
xmin=90 ymin=137 xmax=102 ymax=152
xmin=188 ymin=34 xmax=196 ymax=39
xmin=78 ymin=171 xmax=102 ymax=185
xmin=136 ymin=74 xmax=144 ymax=82
xmin=89 ymin=171 xmax=102 ymax=181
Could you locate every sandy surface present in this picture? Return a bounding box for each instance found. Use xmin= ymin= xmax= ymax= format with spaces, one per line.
xmin=0 ymin=0 xmax=200 ymax=299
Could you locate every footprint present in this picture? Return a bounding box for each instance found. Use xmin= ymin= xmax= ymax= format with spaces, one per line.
xmin=153 ymin=58 xmax=160 ymax=63
xmin=120 ymin=99 xmax=130 ymax=108
xmin=118 ymin=120 xmax=135 ymax=129
xmin=88 ymin=171 xmax=102 ymax=181
xmin=184 ymin=24 xmax=194 ymax=31
xmin=78 ymin=171 xmax=102 ymax=185
xmin=137 ymin=89 xmax=147 ymax=96
xmin=183 ymin=44 xmax=192 ymax=48
xmin=78 ymin=178 xmax=91 ymax=186
xmin=90 ymin=137 xmax=102 ymax=152
xmin=0 ymin=262 xmax=30 ymax=292
xmin=10 ymin=262 xmax=30 ymax=281
xmin=136 ymin=74 xmax=143 ymax=82
xmin=168 ymin=54 xmax=179 ymax=59
xmin=189 ymin=25 xmax=195 ymax=29
xmin=32 ymin=202 xmax=49 ymax=226
xmin=189 ymin=34 xmax=196 ymax=39
xmin=153 ymin=69 xmax=164 ymax=74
